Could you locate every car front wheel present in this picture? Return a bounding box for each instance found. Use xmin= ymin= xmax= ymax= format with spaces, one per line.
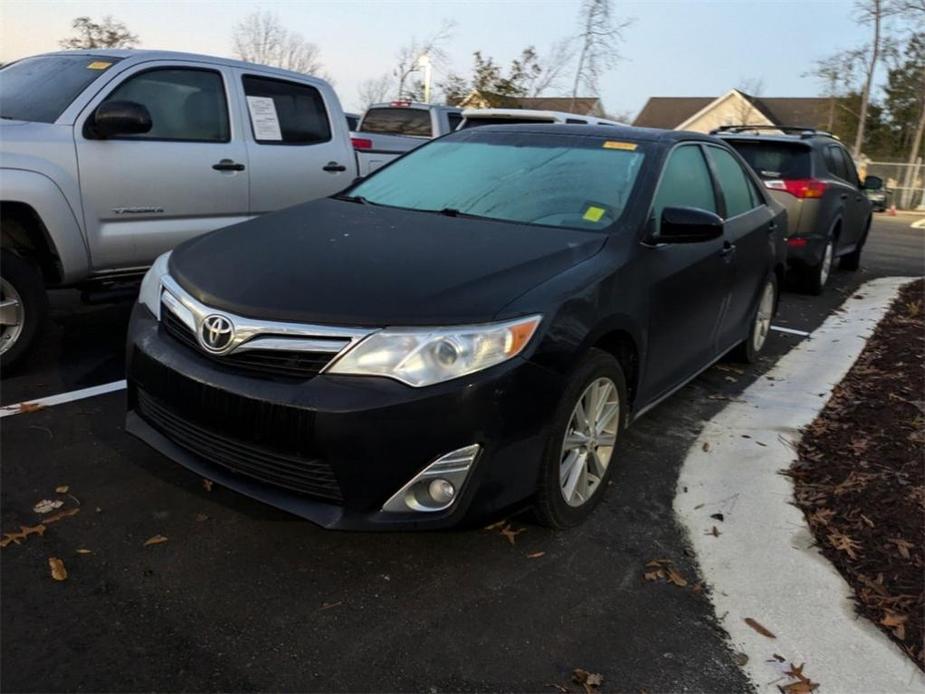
xmin=534 ymin=349 xmax=627 ymax=529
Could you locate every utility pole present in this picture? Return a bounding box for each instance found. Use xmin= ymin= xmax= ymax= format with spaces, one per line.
xmin=419 ymin=53 xmax=432 ymax=103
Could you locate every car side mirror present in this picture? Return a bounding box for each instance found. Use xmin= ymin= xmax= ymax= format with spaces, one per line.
xmin=656 ymin=206 xmax=724 ymax=243
xmin=862 ymin=175 xmax=883 ymax=190
xmin=90 ymin=100 xmax=152 ymax=138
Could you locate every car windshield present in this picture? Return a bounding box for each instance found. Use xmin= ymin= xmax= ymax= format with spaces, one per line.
xmin=727 ymin=141 xmax=812 ymax=180
xmin=0 ymin=55 xmax=122 ymax=123
xmin=349 ymin=131 xmax=647 ymax=231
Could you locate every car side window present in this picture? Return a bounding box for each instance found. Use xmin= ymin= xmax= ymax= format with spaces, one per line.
xmin=446 ymin=112 xmax=463 ymax=132
xmin=708 ymin=146 xmax=761 ymax=218
xmin=102 ymin=68 xmax=229 ymax=142
xmin=242 ymin=75 xmax=331 ymax=145
xmin=824 ymin=145 xmax=850 ymax=181
xmin=841 ymin=149 xmax=861 ymax=186
xmin=652 ymin=145 xmax=717 ymax=230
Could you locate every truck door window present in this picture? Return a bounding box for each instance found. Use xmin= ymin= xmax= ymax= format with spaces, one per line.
xmin=102 ymin=68 xmax=229 ymax=142
xmin=242 ymin=75 xmax=331 ymax=145
xmin=359 ymin=108 xmax=432 ymax=137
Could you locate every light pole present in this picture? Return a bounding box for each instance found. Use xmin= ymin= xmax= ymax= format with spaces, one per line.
xmin=418 ymin=53 xmax=432 ymax=103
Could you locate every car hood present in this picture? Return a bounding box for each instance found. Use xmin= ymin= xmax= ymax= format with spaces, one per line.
xmin=169 ymin=198 xmax=606 ymax=326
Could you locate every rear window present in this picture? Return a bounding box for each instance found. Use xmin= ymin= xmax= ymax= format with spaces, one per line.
xmin=360 ymin=108 xmax=432 ymax=137
xmin=349 ymin=131 xmax=647 ymax=231
xmin=726 ymin=141 xmax=811 ymax=180
xmin=0 ymin=55 xmax=122 ymax=123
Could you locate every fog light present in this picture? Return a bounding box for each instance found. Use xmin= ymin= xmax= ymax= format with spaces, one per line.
xmin=381 ymin=444 xmax=480 ymax=513
xmin=428 ymin=478 xmax=456 ymax=504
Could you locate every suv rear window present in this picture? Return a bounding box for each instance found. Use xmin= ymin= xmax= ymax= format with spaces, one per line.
xmin=360 ymin=108 xmax=432 ymax=137
xmin=725 ymin=141 xmax=811 ymax=180
xmin=0 ymin=55 xmax=122 ymax=123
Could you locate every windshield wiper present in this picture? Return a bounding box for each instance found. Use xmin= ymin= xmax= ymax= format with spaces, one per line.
xmin=333 ymin=194 xmax=369 ymax=204
xmin=435 ymin=208 xmax=488 ymax=220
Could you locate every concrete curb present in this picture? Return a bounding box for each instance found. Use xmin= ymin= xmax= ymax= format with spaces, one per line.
xmin=675 ymin=276 xmax=924 ymax=693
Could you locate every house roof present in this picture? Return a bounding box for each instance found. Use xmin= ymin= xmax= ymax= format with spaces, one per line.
xmin=633 ymin=94 xmax=832 ymax=130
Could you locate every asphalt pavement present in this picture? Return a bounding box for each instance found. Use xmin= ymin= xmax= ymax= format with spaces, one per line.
xmin=1 ymin=214 xmax=922 ymax=692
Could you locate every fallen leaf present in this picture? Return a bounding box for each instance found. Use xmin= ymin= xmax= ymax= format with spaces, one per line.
xmin=320 ymin=601 xmax=343 ymax=610
xmin=572 ymin=668 xmax=603 ymax=694
xmin=643 ymin=570 xmax=662 ymax=582
xmin=665 ymin=567 xmax=687 ymax=587
xmin=144 ymin=535 xmax=168 ymax=546
xmin=0 ymin=523 xmax=47 ymax=548
xmin=483 ymin=519 xmax=507 ymax=531
xmin=828 ymin=530 xmax=861 ymax=560
xmin=17 ymin=402 xmax=45 ymax=414
xmin=888 ymin=538 xmax=914 ymax=560
xmin=33 ymin=499 xmax=64 ymax=514
xmin=526 ymin=551 xmax=545 ymax=559
xmin=42 ymin=507 xmax=79 ymax=525
xmin=710 ymin=512 xmax=724 ymax=522
xmin=195 ymin=513 xmax=209 ymax=522
xmin=705 ymin=526 xmax=721 ymax=537
xmin=48 ymin=557 xmax=67 ymax=581
xmin=545 ymin=684 xmax=569 ymax=694
xmin=702 ymin=442 xmax=711 ymax=452
xmin=743 ymin=617 xmax=776 ymax=638
xmin=732 ymin=652 xmax=749 ymax=666
xmin=76 ymin=548 xmax=92 ymax=555
xmin=201 ymin=479 xmax=213 ymax=492
xmin=55 ymin=485 xmax=69 ymax=494
xmin=881 ymin=610 xmax=908 ymax=640
xmin=499 ymin=524 xmax=525 ymax=545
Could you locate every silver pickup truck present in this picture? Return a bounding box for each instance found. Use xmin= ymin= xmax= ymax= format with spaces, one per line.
xmin=351 ymin=101 xmax=462 ymax=176
xmin=0 ymin=49 xmax=358 ymax=368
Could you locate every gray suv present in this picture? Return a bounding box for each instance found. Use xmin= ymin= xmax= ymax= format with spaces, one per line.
xmin=714 ymin=126 xmax=877 ymax=294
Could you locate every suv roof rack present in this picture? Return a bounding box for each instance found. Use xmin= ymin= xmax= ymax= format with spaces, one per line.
xmin=710 ymin=124 xmax=839 ymax=140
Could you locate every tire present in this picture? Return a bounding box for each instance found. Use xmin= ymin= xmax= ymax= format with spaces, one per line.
xmin=0 ymin=249 xmax=48 ymax=371
xmin=839 ymin=224 xmax=869 ymax=272
xmin=800 ymin=236 xmax=834 ymax=295
xmin=733 ymin=274 xmax=777 ymax=364
xmin=534 ymin=348 xmax=627 ymax=529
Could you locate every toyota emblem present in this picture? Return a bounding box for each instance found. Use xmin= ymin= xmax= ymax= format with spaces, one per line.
xmin=199 ymin=314 xmax=235 ymax=353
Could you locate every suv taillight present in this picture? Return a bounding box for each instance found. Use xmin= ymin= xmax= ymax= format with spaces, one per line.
xmin=764 ymin=178 xmax=827 ymax=199
xmin=351 ymin=137 xmax=373 ymax=150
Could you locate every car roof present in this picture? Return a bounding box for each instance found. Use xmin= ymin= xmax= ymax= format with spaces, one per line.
xmin=455 ymin=122 xmax=721 ymax=144
xmin=29 ymin=49 xmax=330 ymax=84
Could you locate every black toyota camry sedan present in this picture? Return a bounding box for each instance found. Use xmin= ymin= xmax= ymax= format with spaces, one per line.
xmin=126 ymin=124 xmax=786 ymax=530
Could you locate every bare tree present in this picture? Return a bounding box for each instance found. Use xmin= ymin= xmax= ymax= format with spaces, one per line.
xmin=393 ymin=20 xmax=456 ymax=100
xmin=852 ymin=0 xmax=901 ymax=156
xmin=527 ymin=39 xmax=576 ymax=96
xmin=357 ymin=74 xmax=393 ymax=110
xmin=806 ymin=51 xmax=864 ymax=130
xmin=232 ymin=11 xmax=323 ymax=74
xmin=59 ymin=16 xmax=139 ymax=49
xmin=570 ymin=0 xmax=634 ymax=109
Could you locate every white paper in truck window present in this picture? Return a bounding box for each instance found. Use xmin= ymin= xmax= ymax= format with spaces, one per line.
xmin=246 ymin=96 xmax=283 ymax=141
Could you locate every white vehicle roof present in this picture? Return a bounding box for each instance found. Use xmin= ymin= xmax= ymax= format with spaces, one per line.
xmin=461 ymin=108 xmax=621 ymax=126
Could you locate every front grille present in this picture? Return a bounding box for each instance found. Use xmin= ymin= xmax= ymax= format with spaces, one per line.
xmin=136 ymin=387 xmax=343 ymax=502
xmin=162 ymin=309 xmax=335 ymax=380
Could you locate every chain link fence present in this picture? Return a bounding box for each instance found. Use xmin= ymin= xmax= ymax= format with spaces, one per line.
xmin=861 ymin=159 xmax=925 ymax=210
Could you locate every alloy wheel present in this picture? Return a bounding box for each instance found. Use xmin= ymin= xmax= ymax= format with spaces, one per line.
xmin=752 ymin=280 xmax=775 ymax=353
xmin=819 ymin=240 xmax=834 ymax=287
xmin=0 ymin=278 xmax=24 ymax=357
xmin=559 ymin=377 xmax=620 ymax=507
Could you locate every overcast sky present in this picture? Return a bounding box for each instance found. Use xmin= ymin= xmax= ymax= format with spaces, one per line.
xmin=0 ymin=0 xmax=895 ymax=116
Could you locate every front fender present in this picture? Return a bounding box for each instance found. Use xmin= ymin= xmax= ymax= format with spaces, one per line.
xmin=0 ymin=168 xmax=90 ymax=285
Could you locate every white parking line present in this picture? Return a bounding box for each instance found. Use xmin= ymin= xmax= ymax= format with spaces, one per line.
xmin=0 ymin=380 xmax=126 ymax=418
xmin=770 ymin=325 xmax=812 ymax=337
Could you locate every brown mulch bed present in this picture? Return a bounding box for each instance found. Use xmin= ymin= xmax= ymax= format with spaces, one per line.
xmin=789 ymin=279 xmax=924 ymax=670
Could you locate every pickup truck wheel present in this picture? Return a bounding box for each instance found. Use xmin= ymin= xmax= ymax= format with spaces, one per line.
xmin=0 ymin=249 xmax=47 ymax=370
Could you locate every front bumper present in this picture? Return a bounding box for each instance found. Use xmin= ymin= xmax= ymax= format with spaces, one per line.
xmin=125 ymin=304 xmax=564 ymax=530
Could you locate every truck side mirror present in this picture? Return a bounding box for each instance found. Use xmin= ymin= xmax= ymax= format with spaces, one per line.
xmin=90 ymin=100 xmax=152 ymax=138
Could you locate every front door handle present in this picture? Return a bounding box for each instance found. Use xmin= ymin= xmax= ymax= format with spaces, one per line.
xmin=213 ymin=159 xmax=245 ymax=172
xmin=720 ymin=241 xmax=736 ymax=259
xmin=323 ymin=161 xmax=347 ymax=172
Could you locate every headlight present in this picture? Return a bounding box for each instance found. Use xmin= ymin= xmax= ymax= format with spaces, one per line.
xmin=326 ymin=315 xmax=542 ymax=387
xmin=138 ymin=251 xmax=171 ymax=319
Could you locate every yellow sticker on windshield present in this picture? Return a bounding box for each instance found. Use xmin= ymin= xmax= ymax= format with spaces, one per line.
xmin=86 ymin=61 xmax=112 ymax=70
xmin=583 ymin=206 xmax=606 ymax=222
xmin=603 ymin=140 xmax=637 ymax=150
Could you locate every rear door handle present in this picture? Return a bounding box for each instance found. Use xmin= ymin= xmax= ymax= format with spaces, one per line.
xmin=213 ymin=159 xmax=245 ymax=172
xmin=720 ymin=241 xmax=736 ymax=258
xmin=323 ymin=161 xmax=347 ymax=172
xmin=840 ymin=193 xmax=849 ymax=200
